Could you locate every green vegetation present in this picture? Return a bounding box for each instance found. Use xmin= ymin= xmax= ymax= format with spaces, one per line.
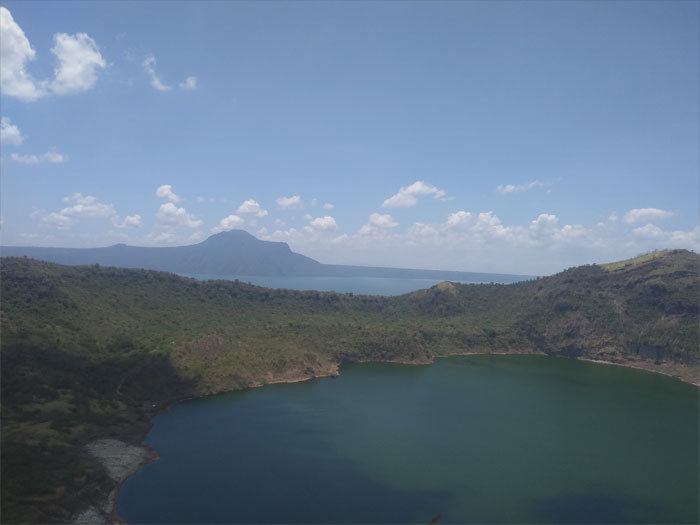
xmin=1 ymin=250 xmax=698 ymax=523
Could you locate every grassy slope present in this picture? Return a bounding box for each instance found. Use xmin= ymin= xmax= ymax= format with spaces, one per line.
xmin=1 ymin=249 xmax=698 ymax=523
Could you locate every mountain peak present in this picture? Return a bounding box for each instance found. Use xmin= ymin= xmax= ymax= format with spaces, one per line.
xmin=202 ymin=229 xmax=257 ymax=243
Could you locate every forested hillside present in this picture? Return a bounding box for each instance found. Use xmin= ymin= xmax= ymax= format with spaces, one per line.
xmin=1 ymin=249 xmax=697 ymax=523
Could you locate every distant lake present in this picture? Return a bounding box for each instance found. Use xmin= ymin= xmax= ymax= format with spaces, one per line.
xmin=118 ymin=355 xmax=699 ymax=524
xmin=179 ymin=274 xmax=508 ymax=295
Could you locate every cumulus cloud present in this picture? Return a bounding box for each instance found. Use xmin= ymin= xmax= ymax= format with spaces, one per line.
xmin=143 ymin=56 xmax=196 ymax=93
xmin=310 ymin=215 xmax=337 ymax=230
xmin=212 ymin=214 xmax=244 ymax=233
xmin=112 ymin=214 xmax=142 ymax=228
xmin=60 ymin=193 xmax=115 ymax=218
xmin=10 ymin=150 xmax=66 ymax=164
xmin=179 ymin=76 xmax=197 ymax=90
xmin=382 ymin=181 xmax=449 ymax=208
xmin=0 ymin=7 xmax=45 ymax=100
xmin=369 ymin=213 xmax=397 ymax=228
xmin=497 ymin=180 xmax=546 ymax=194
xmin=632 ymin=223 xmax=664 ymax=238
xmin=529 ymin=213 xmax=559 ymax=234
xmin=359 ymin=213 xmax=398 ymax=236
xmin=155 ymin=184 xmax=182 ymax=203
xmin=157 ymin=202 xmax=203 ymax=228
xmin=323 ymin=203 xmax=334 ymax=210
xmin=0 ymin=7 xmax=105 ymax=100
xmin=623 ymin=208 xmax=675 ymax=224
xmin=41 ymin=212 xmax=73 ymax=229
xmin=38 ymin=193 xmax=138 ymax=231
xmin=276 ymin=195 xmax=302 ymax=209
xmin=237 ymin=199 xmax=268 ymax=217
xmin=0 ymin=117 xmax=23 ymax=145
xmin=150 ymin=231 xmax=175 ymax=243
xmin=49 ymin=32 xmax=106 ymax=95
xmin=257 ymin=206 xmax=700 ymax=274
xmin=143 ymin=54 xmax=172 ymax=91
xmin=446 ymin=211 xmax=473 ymax=228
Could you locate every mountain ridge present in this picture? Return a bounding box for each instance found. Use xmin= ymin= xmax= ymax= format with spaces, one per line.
xmin=1 ymin=229 xmax=531 ymax=282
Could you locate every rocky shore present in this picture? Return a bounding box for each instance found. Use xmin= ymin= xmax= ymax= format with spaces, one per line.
xmin=73 ymin=439 xmax=158 ymax=524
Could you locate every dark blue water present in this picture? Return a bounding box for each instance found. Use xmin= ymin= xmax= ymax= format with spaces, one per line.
xmin=118 ymin=355 xmax=699 ymax=524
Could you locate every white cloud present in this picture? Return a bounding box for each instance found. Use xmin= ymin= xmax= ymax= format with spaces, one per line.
xmin=446 ymin=211 xmax=473 ymax=228
xmin=155 ymin=184 xmax=182 ymax=203
xmin=0 ymin=7 xmax=105 ymax=100
xmin=628 ymin=223 xmax=700 ymax=250
xmin=382 ymin=181 xmax=449 ymax=208
xmin=60 ymin=193 xmax=115 ymax=218
xmin=0 ymin=117 xmax=23 ymax=145
xmin=632 ymin=223 xmax=664 ymax=238
xmin=179 ymin=76 xmax=197 ymax=90
xmin=43 ymin=150 xmax=66 ymax=163
xmin=323 ymin=203 xmax=334 ymax=209
xmin=408 ymin=222 xmax=438 ymax=237
xmin=529 ymin=213 xmax=559 ymax=234
xmin=276 ymin=195 xmax=302 ymax=209
xmin=49 ymin=32 xmax=106 ymax=95
xmin=310 ymin=215 xmax=337 ymax=230
xmin=0 ymin=7 xmax=45 ymax=101
xmin=256 ymin=205 xmax=700 ymax=274
xmin=150 ymin=231 xmax=175 ymax=243
xmin=359 ymin=214 xmax=397 ymax=236
xmin=237 ymin=199 xmax=268 ymax=217
xmin=472 ymin=211 xmax=506 ymax=235
xmin=368 ymin=213 xmax=397 ymax=228
xmin=303 ymin=213 xmax=313 ymax=220
xmin=112 ymin=214 xmax=142 ymax=228
xmin=37 ymin=193 xmax=137 ymax=231
xmin=186 ymin=230 xmax=205 ymax=243
xmin=669 ymin=227 xmax=700 ymax=247
xmin=157 ymin=202 xmax=203 ymax=227
xmin=41 ymin=212 xmax=73 ymax=229
xmin=497 ymin=180 xmax=546 ymax=194
xmin=623 ymin=208 xmax=676 ymax=224
xmin=143 ymin=54 xmax=172 ymax=91
xmin=10 ymin=150 xmax=67 ymax=164
xmin=212 ymin=214 xmax=244 ymax=233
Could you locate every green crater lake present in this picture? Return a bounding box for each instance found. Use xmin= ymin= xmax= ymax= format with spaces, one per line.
xmin=118 ymin=355 xmax=699 ymax=524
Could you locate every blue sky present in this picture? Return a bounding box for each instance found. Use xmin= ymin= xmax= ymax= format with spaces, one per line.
xmin=1 ymin=1 xmax=698 ymax=274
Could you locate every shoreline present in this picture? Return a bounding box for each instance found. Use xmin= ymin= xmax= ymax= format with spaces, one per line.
xmin=95 ymin=351 xmax=697 ymax=524
xmin=575 ymin=357 xmax=699 ymax=387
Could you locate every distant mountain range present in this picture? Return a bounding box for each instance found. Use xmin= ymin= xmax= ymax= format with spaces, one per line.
xmin=1 ymin=229 xmax=530 ymax=283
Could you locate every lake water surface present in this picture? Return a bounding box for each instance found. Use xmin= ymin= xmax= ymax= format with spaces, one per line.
xmin=179 ymin=274 xmax=520 ymax=295
xmin=118 ymin=355 xmax=698 ymax=524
